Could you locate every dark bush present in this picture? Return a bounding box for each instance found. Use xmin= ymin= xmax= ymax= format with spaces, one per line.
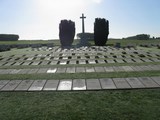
xmin=59 ymin=20 xmax=75 ymax=47
xmin=0 ymin=34 xmax=19 ymax=41
xmin=94 ymin=18 xmax=109 ymax=46
xmin=124 ymin=34 xmax=150 ymax=40
xmin=29 ymin=44 xmax=42 ymax=49
xmin=17 ymin=44 xmax=30 ymax=49
xmin=136 ymin=34 xmax=150 ymax=40
xmin=0 ymin=45 xmax=11 ymax=52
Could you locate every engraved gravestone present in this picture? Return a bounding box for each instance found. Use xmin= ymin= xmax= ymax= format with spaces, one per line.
xmin=73 ymin=79 xmax=86 ymax=90
xmin=58 ymin=80 xmax=72 ymax=90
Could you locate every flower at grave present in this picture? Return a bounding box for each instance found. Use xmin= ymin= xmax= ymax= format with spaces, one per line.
xmin=59 ymin=20 xmax=75 ymax=47
xmin=94 ymin=18 xmax=109 ymax=46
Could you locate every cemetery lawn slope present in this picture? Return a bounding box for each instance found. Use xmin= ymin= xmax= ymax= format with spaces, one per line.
xmin=0 ymin=90 xmax=160 ymax=120
xmin=107 ymin=39 xmax=160 ymax=47
xmin=0 ymin=39 xmax=160 ymax=46
xmin=0 ymin=40 xmax=56 ymax=45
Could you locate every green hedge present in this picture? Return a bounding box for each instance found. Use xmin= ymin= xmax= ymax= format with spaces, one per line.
xmin=0 ymin=34 xmax=19 ymax=41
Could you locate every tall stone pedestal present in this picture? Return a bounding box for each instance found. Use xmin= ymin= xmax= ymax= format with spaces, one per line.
xmin=78 ymin=14 xmax=89 ymax=46
xmin=79 ymin=37 xmax=89 ymax=46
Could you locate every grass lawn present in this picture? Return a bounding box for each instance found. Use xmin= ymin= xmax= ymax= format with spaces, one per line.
xmin=107 ymin=39 xmax=160 ymax=47
xmin=0 ymin=39 xmax=160 ymax=46
xmin=0 ymin=39 xmax=160 ymax=120
xmin=0 ymin=39 xmax=79 ymax=46
xmin=0 ymin=40 xmax=56 ymax=45
xmin=0 ymin=71 xmax=160 ymax=80
xmin=0 ymin=90 xmax=160 ymax=120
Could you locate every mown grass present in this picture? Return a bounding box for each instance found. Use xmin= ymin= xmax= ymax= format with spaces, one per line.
xmin=0 ymin=39 xmax=160 ymax=46
xmin=0 ymin=71 xmax=160 ymax=80
xmin=0 ymin=40 xmax=56 ymax=45
xmin=107 ymin=39 xmax=160 ymax=47
xmin=0 ymin=39 xmax=79 ymax=46
xmin=0 ymin=90 xmax=160 ymax=120
xmin=0 ymin=48 xmax=50 ymax=57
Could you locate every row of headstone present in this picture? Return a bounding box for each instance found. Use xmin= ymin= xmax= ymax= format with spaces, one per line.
xmin=139 ymin=43 xmax=160 ymax=48
xmin=0 ymin=66 xmax=129 ymax=74
xmin=30 ymin=46 xmax=137 ymax=51
xmin=0 ymin=43 xmax=54 ymax=52
xmin=0 ymin=77 xmax=160 ymax=91
xmin=0 ymin=58 xmax=159 ymax=66
xmin=1 ymin=65 xmax=160 ymax=75
xmin=0 ymin=49 xmax=159 ymax=61
xmin=0 ymin=55 xmax=159 ymax=61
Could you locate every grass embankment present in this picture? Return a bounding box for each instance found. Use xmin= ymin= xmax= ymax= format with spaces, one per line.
xmin=0 ymin=90 xmax=160 ymax=120
xmin=107 ymin=39 xmax=160 ymax=47
xmin=0 ymin=39 xmax=79 ymax=46
xmin=0 ymin=39 xmax=160 ymax=46
xmin=0 ymin=40 xmax=56 ymax=45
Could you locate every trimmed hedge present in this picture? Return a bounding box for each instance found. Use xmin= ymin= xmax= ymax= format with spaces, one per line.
xmin=59 ymin=20 xmax=75 ymax=47
xmin=0 ymin=34 xmax=19 ymax=41
xmin=94 ymin=18 xmax=109 ymax=46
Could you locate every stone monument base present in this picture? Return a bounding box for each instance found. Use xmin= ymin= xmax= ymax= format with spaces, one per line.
xmin=78 ymin=38 xmax=90 ymax=47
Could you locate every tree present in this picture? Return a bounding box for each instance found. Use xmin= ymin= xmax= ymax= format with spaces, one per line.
xmin=94 ymin=18 xmax=109 ymax=46
xmin=0 ymin=34 xmax=19 ymax=41
xmin=124 ymin=34 xmax=150 ymax=40
xmin=59 ymin=20 xmax=75 ymax=47
xmin=136 ymin=34 xmax=150 ymax=40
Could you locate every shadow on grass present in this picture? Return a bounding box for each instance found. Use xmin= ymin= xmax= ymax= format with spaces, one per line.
xmin=0 ymin=89 xmax=160 ymax=120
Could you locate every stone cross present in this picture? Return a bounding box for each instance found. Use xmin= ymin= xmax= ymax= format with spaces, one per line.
xmin=80 ymin=13 xmax=86 ymax=34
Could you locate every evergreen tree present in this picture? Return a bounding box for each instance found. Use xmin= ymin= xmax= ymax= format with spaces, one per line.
xmin=94 ymin=18 xmax=109 ymax=46
xmin=59 ymin=20 xmax=75 ymax=47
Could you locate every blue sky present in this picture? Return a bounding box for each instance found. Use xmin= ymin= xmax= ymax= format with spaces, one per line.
xmin=0 ymin=0 xmax=160 ymax=40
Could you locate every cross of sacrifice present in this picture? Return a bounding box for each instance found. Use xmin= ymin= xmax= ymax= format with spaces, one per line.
xmin=80 ymin=13 xmax=86 ymax=34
